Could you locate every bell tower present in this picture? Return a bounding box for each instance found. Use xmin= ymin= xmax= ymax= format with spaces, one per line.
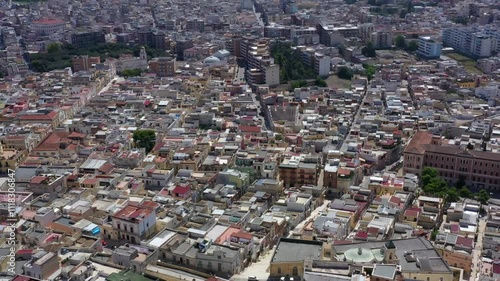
xmin=139 ymin=46 xmax=147 ymax=61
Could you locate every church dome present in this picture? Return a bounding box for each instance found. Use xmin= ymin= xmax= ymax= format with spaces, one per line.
xmin=203 ymin=56 xmax=221 ymax=65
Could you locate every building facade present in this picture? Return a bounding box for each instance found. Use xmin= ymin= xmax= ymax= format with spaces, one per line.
xmin=417 ymin=37 xmax=442 ymax=59
xmin=403 ymin=132 xmax=500 ymax=191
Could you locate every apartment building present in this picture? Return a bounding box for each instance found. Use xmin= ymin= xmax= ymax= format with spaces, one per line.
xmin=23 ymin=251 xmax=60 ymax=280
xmin=138 ymin=29 xmax=166 ymax=50
xmin=417 ymin=37 xmax=442 ymax=59
xmin=106 ymin=201 xmax=158 ymax=244
xmin=403 ymin=132 xmax=500 ymax=191
xmin=443 ymin=26 xmax=497 ymax=58
xmin=370 ymin=31 xmax=393 ymax=49
xmin=296 ymin=47 xmax=331 ymax=77
xmin=242 ymin=38 xmax=280 ymax=86
xmin=149 ymin=57 xmax=176 ymax=77
xmin=70 ymin=31 xmax=105 ymax=48
xmin=477 ymin=57 xmax=500 ymax=74
xmin=186 ymin=19 xmax=205 ymax=33
xmin=279 ymin=155 xmax=320 ymax=188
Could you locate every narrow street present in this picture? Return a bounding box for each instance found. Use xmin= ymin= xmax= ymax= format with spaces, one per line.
xmin=289 ymin=199 xmax=330 ymax=237
xmin=231 ymin=246 xmax=275 ymax=281
xmin=470 ymin=218 xmax=486 ymax=281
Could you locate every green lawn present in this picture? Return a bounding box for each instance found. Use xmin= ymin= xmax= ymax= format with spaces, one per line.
xmin=326 ymin=75 xmax=352 ymax=89
xmin=446 ymin=52 xmax=483 ymax=74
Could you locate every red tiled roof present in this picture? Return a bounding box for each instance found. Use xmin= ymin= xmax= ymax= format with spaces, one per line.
xmin=355 ymin=231 xmax=368 ymax=239
xmin=33 ymin=18 xmax=65 ymax=25
xmin=389 ymin=196 xmax=402 ymax=205
xmin=113 ymin=205 xmax=152 ymax=221
xmin=30 ymin=176 xmax=47 ymax=184
xmin=450 ymin=224 xmax=460 ymax=233
xmin=456 ymin=236 xmax=473 ymax=248
xmin=82 ymin=178 xmax=98 ymax=185
xmin=172 ymin=185 xmax=191 ymax=195
xmin=19 ymin=111 xmax=57 ymax=120
xmin=338 ymin=168 xmax=351 ymax=176
xmin=231 ymin=231 xmax=253 ymax=241
xmin=238 ymin=125 xmax=261 ymax=133
xmin=16 ymin=249 xmax=33 ymax=255
xmin=405 ymin=209 xmax=420 ymax=217
xmin=98 ymin=163 xmax=114 ymax=174
xmin=368 ymin=227 xmax=379 ymax=235
xmin=404 ymin=131 xmax=433 ymax=154
xmin=68 ymin=132 xmax=86 ymax=139
xmin=493 ymin=260 xmax=500 ymax=274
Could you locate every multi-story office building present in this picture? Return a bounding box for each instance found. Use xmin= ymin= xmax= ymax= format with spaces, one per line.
xmin=417 ymin=37 xmax=442 ymax=59
xmin=403 ymin=131 xmax=500 ymax=192
xmin=70 ymin=31 xmax=105 ymax=48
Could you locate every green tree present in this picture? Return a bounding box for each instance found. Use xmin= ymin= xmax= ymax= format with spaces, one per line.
xmin=395 ymin=35 xmax=406 ymax=49
xmin=446 ymin=187 xmax=460 ymax=203
xmin=455 ymin=177 xmax=466 ymax=189
xmin=337 ymin=67 xmax=353 ymax=80
xmin=452 ymin=17 xmax=468 ymax=25
xmin=363 ymin=64 xmax=376 ymax=80
xmin=421 ymin=167 xmax=438 ymax=186
xmin=406 ymin=41 xmax=418 ymax=52
xmin=430 ymin=229 xmax=439 ymax=241
xmin=118 ymin=68 xmax=143 ymax=77
xmin=315 ymin=77 xmax=327 ymax=87
xmin=133 ymin=130 xmax=156 ymax=153
xmin=362 ymin=42 xmax=376 ymax=57
xmin=291 ymin=80 xmax=308 ymax=89
xmin=476 ymin=189 xmax=490 ymax=205
xmin=458 ymin=186 xmax=473 ymax=199
xmin=47 ymin=42 xmax=60 ymax=53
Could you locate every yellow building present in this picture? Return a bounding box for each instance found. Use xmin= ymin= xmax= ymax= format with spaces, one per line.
xmin=269 ymin=238 xmax=324 ymax=278
xmin=436 ymin=247 xmax=472 ymax=277
xmin=0 ymin=144 xmax=27 ymax=174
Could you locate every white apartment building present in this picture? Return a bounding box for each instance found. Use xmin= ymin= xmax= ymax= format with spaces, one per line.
xmin=443 ymin=26 xmax=498 ymax=58
xmin=417 ymin=37 xmax=442 ymax=59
